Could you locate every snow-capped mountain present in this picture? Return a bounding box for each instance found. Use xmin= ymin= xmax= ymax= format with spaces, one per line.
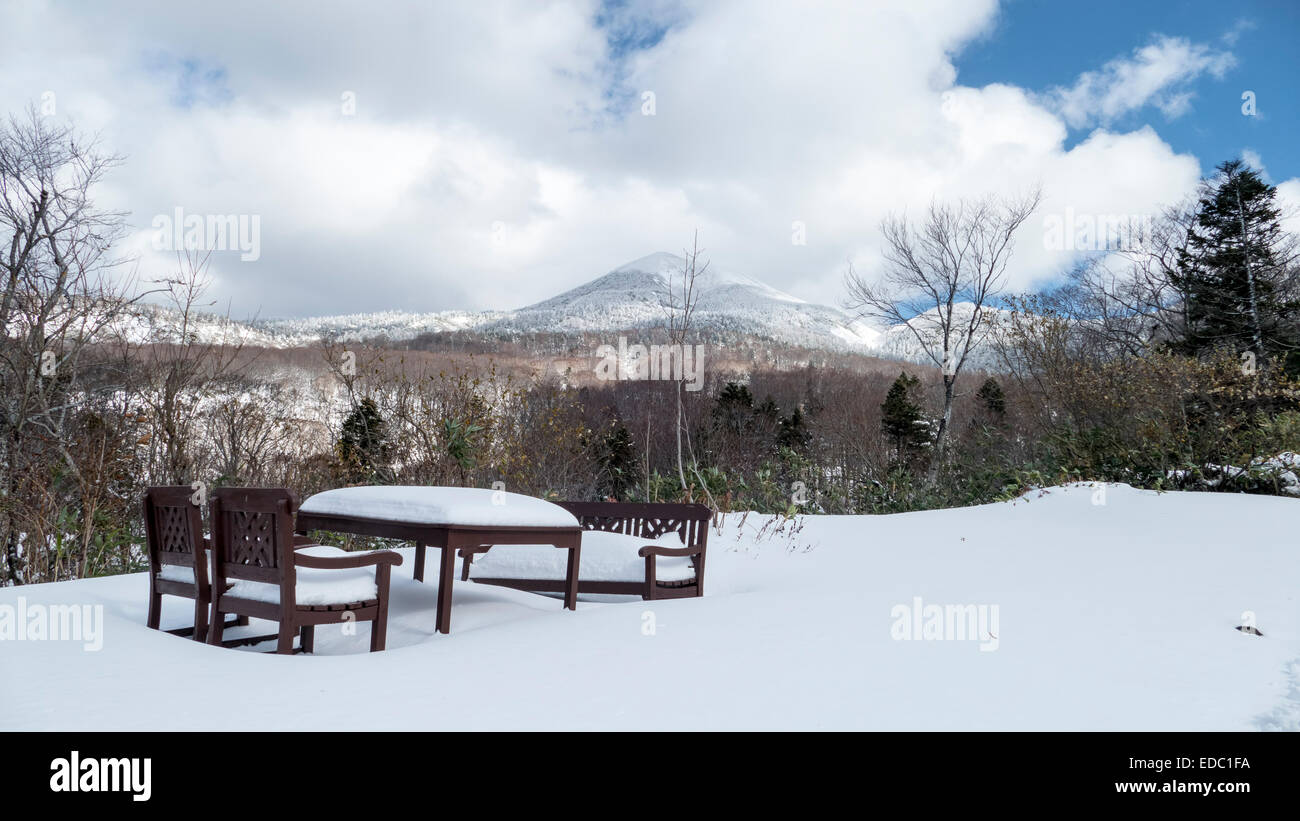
xmin=114 ymin=252 xmax=1017 ymax=364
xmin=876 ymin=302 xmax=1012 ymax=369
xmin=480 ymin=252 xmax=882 ymax=350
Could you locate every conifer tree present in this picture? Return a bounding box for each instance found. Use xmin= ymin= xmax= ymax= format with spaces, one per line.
xmin=337 ymin=398 xmax=390 ymax=483
xmin=1174 ymin=159 xmax=1299 ymax=367
xmin=881 ymin=372 xmax=929 ymax=464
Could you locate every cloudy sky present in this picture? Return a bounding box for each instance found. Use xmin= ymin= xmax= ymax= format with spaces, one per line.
xmin=2 ymin=0 xmax=1297 ymax=319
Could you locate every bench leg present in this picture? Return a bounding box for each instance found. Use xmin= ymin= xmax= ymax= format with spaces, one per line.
xmin=299 ymin=624 xmax=314 ymax=654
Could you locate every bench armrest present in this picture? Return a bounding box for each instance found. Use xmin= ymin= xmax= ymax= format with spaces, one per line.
xmin=637 ymin=544 xmax=702 ymax=558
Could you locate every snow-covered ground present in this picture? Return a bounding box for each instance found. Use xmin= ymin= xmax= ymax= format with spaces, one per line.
xmin=2 ymin=484 xmax=1297 ymax=730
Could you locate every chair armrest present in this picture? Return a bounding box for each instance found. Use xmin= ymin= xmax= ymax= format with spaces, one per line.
xmin=637 ymin=544 xmax=702 ymax=558
xmin=295 ymin=550 xmax=404 ymax=570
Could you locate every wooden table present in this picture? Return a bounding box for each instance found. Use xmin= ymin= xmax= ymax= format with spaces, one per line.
xmin=295 ymin=487 xmax=582 ymax=635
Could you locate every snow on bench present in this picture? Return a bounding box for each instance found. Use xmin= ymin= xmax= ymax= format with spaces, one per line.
xmin=469 ymin=529 xmax=694 ymax=583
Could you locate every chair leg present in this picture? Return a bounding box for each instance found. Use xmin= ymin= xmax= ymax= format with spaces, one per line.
xmin=207 ymin=604 xmax=226 ymax=646
xmin=276 ymin=621 xmax=296 ymax=655
xmin=147 ymin=585 xmax=162 ymax=631
xmin=299 ymin=625 xmax=314 ymax=654
xmin=192 ymin=596 xmax=209 ymax=643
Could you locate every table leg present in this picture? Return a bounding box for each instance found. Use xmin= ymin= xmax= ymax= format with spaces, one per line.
xmin=436 ymin=544 xmax=456 ymax=634
xmin=413 ymin=540 xmax=426 ymax=582
xmin=563 ymin=542 xmax=580 ymax=611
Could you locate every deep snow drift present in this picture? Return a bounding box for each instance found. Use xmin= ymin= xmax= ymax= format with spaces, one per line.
xmin=1 ymin=484 xmax=1297 ymax=731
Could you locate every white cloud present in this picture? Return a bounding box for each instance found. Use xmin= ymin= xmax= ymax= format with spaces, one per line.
xmin=0 ymin=1 xmax=1249 ymax=319
xmin=1046 ymin=35 xmax=1235 ymax=128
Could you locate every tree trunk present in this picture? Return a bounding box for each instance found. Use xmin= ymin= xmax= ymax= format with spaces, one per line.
xmin=928 ymin=375 xmax=956 ymax=485
xmin=1234 ymin=184 xmax=1265 ymax=357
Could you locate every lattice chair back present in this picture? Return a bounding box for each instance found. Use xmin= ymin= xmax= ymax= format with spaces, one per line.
xmin=209 ymin=488 xmax=300 ymax=598
xmin=143 ymin=486 xmax=209 ymax=592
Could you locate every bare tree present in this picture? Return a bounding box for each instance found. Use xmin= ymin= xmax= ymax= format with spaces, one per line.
xmin=661 ymin=231 xmax=717 ymax=506
xmin=137 ymin=249 xmax=248 ymax=485
xmin=0 ymin=106 xmax=136 ymax=582
xmin=1061 ymin=200 xmax=1203 ymax=357
xmin=845 ymin=191 xmax=1041 ymax=483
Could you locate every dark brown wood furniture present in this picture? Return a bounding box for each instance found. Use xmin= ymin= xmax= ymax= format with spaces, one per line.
xmin=464 ymin=501 xmax=711 ymax=600
xmin=144 ymin=486 xmax=226 ymax=642
xmin=207 ymin=487 xmax=403 ymax=654
xmin=294 ymin=486 xmax=583 ymax=635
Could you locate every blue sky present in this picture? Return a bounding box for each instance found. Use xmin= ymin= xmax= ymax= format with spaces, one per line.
xmin=957 ymin=0 xmax=1299 ymax=180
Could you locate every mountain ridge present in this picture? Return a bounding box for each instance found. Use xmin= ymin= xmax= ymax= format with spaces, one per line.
xmin=120 ymin=252 xmax=1001 ymax=365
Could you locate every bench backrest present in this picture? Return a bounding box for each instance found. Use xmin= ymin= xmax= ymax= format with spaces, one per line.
xmin=556 ymin=501 xmax=711 ymax=549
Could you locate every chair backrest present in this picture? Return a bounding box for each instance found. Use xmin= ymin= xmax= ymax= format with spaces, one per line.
xmin=209 ymin=488 xmax=300 ymax=596
xmin=556 ymin=502 xmax=711 ymax=549
xmin=143 ymin=486 xmax=209 ymax=589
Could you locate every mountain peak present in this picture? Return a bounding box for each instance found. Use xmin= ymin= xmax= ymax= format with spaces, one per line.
xmin=612 ymin=251 xmax=688 ymax=274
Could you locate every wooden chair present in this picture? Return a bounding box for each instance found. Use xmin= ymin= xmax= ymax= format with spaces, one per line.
xmin=207 ymin=487 xmax=403 ymax=654
xmin=143 ymin=486 xmax=252 ymax=642
xmin=463 ymin=501 xmax=711 ymax=600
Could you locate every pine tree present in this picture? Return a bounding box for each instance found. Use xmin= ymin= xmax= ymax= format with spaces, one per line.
xmin=976 ymin=377 xmax=1007 ymax=418
xmin=596 ymin=422 xmax=636 ymax=501
xmin=881 ymin=372 xmax=929 ymax=464
xmin=1174 ymin=159 xmax=1299 ymax=365
xmin=713 ymin=382 xmax=754 ymax=435
xmin=778 ymin=405 xmax=809 ymax=450
xmin=337 ymin=398 xmax=390 ymax=483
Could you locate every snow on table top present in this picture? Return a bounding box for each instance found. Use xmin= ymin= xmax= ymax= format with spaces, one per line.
xmin=299 ymin=486 xmax=579 ymax=528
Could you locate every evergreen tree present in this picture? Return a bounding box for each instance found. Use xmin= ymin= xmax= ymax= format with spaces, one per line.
xmin=712 ymin=382 xmax=754 ymax=435
xmin=596 ymin=422 xmax=636 ymax=501
xmin=881 ymin=372 xmax=929 ymax=464
xmin=337 ymin=398 xmax=390 ymax=482
xmin=976 ymin=377 xmax=1007 ymax=418
xmin=1174 ymin=159 xmax=1299 ymax=366
xmin=778 ymin=405 xmax=809 ymax=450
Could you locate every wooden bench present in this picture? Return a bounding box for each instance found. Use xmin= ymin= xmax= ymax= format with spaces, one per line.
xmin=463 ymin=501 xmax=711 ymax=600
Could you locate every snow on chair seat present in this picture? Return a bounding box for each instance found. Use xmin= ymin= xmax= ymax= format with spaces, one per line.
xmin=224 ymin=545 xmax=381 ymax=606
xmin=157 ymin=563 xmax=196 ymax=585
